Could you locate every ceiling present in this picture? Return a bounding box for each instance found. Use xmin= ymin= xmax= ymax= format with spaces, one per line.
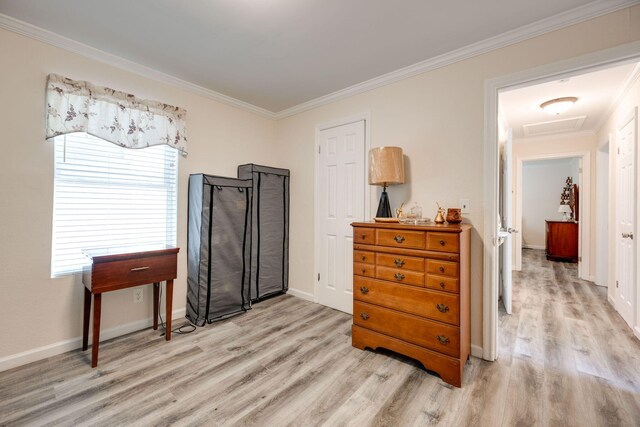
xmin=0 ymin=0 xmax=634 ymax=113
xmin=500 ymin=62 xmax=639 ymax=140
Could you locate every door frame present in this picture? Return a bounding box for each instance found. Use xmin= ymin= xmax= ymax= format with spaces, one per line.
xmin=313 ymin=112 xmax=372 ymax=303
xmin=482 ymin=41 xmax=640 ymax=361
xmin=514 ymin=151 xmax=591 ymax=281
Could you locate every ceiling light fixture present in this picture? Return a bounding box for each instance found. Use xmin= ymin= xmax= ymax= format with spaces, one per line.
xmin=540 ymin=96 xmax=578 ymax=115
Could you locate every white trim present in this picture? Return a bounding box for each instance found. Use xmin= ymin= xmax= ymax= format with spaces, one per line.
xmin=483 ymin=41 xmax=640 ymax=363
xmin=514 ymin=130 xmax=596 ymax=144
xmin=522 ymin=244 xmax=545 ymax=250
xmin=2 ymin=1 xmax=638 ymax=120
xmin=514 ymin=151 xmax=591 ymax=280
xmin=0 ymin=13 xmax=276 ymax=119
xmin=314 ymin=113 xmax=372 ymax=305
xmin=274 ymin=0 xmax=638 ymax=119
xmin=470 ymin=344 xmax=484 ymax=359
xmin=287 ymin=287 xmax=315 ymax=302
xmin=594 ymin=63 xmax=640 ymax=133
xmin=0 ymin=308 xmax=186 ymax=372
xmin=634 ymin=326 xmax=640 ymax=341
xmin=589 ymin=275 xmax=599 ymax=283
xmin=608 ymin=294 xmax=617 ymax=307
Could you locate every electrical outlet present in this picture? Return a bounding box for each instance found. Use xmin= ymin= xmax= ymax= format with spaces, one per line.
xmin=133 ymin=288 xmax=144 ymax=304
xmin=460 ymin=198 xmax=470 ymax=213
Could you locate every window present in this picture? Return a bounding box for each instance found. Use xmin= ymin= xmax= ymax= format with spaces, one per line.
xmin=51 ymin=133 xmax=178 ymax=277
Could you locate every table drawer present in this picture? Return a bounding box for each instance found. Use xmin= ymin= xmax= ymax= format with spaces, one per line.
xmin=426 ymin=260 xmax=459 ymax=277
xmin=426 ymin=275 xmax=460 ymax=293
xmin=354 ymin=228 xmax=375 ymax=245
xmin=376 ymin=253 xmax=424 ymax=271
xmin=377 ymin=229 xmax=425 ymax=249
xmin=354 ymin=250 xmax=375 ymax=264
xmin=353 ymin=301 xmax=460 ymax=357
xmin=376 ymin=266 xmax=424 ymax=287
xmin=90 ymin=254 xmax=177 ymax=292
xmin=354 ymin=262 xmax=375 ymax=278
xmin=354 ymin=276 xmax=459 ymax=325
xmin=426 ymin=232 xmax=459 ymax=253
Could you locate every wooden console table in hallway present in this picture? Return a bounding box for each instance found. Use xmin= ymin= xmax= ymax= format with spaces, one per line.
xmin=82 ymin=245 xmax=179 ymax=367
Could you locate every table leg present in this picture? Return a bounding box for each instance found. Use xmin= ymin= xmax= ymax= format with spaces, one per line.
xmin=91 ymin=293 xmax=101 ymax=368
xmin=153 ymin=282 xmax=159 ymax=330
xmin=165 ymin=280 xmax=173 ymax=341
xmin=82 ymin=287 xmax=91 ymax=351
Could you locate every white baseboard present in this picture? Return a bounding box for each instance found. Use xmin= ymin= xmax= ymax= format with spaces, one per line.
xmin=634 ymin=326 xmax=640 ymax=342
xmin=607 ymin=295 xmax=616 ymax=308
xmin=471 ymin=344 xmax=483 ymax=358
xmin=522 ymin=244 xmax=545 ymax=250
xmin=287 ymin=287 xmax=315 ymax=302
xmin=0 ymin=308 xmax=186 ymax=373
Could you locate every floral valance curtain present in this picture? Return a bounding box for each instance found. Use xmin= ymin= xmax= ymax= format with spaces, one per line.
xmin=45 ymin=74 xmax=188 ymax=156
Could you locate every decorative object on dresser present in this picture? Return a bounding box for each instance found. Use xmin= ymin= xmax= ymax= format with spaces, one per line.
xmin=351 ymin=221 xmax=471 ymax=387
xmin=369 ymin=147 xmax=405 ymax=219
xmin=237 ymin=164 xmax=290 ymax=301
xmin=433 ymin=202 xmax=446 ymax=224
xmin=558 ymin=204 xmax=572 ymax=221
xmin=82 ymin=245 xmax=179 ymax=368
xmin=446 ymin=208 xmax=462 ymax=224
xmin=545 ymin=220 xmax=578 ymax=262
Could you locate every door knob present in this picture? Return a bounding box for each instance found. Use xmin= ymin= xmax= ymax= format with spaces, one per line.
xmin=622 ymin=232 xmax=634 ymax=240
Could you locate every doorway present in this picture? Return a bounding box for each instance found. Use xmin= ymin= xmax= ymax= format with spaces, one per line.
xmin=314 ymin=116 xmax=369 ymax=314
xmin=483 ymin=44 xmax=640 ymax=361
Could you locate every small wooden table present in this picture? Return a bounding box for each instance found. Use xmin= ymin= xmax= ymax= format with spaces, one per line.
xmin=82 ymin=245 xmax=179 ymax=367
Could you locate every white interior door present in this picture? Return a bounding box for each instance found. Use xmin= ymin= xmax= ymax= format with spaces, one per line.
xmin=317 ymin=120 xmax=366 ymax=314
xmin=500 ymin=129 xmax=514 ymax=314
xmin=615 ymin=111 xmax=636 ymax=327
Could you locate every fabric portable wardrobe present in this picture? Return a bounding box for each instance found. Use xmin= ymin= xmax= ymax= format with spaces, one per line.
xmin=186 ymin=174 xmax=252 ymax=325
xmin=238 ymin=164 xmax=290 ymax=301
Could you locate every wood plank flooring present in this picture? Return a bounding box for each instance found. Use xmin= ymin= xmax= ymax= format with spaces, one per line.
xmin=1 ymin=249 xmax=639 ymax=426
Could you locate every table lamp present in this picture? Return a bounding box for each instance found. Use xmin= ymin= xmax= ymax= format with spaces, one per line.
xmin=369 ymin=147 xmax=405 ymax=218
xmin=558 ymin=204 xmax=572 ymax=221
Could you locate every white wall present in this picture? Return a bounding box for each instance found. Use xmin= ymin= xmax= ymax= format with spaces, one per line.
xmin=596 ymin=64 xmax=640 ymax=338
xmin=276 ymin=6 xmax=640 ymax=353
xmin=596 ymin=143 xmax=610 ymax=287
xmin=0 ymin=27 xmax=278 ymax=367
xmin=522 ymin=158 xmax=578 ymax=248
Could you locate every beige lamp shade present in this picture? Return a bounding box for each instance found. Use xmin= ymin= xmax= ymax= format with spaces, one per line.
xmin=369 ymin=147 xmax=405 ymax=186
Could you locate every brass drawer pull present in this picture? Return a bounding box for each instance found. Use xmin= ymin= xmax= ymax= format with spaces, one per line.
xmin=394 ymin=235 xmax=405 ymax=243
xmin=436 ymin=303 xmax=450 ymax=313
xmin=439 ymin=282 xmax=446 ymax=289
xmin=394 ymin=259 xmax=405 ymax=267
xmin=360 ymin=312 xmax=369 ymax=320
xmin=360 ymin=286 xmax=369 ymax=295
xmin=394 ymin=273 xmax=405 ymax=281
xmin=361 ymin=268 xmax=366 ymax=274
xmin=130 ymin=266 xmax=150 ymax=272
xmin=361 ymin=255 xmax=367 ymax=261
xmin=439 ymin=240 xmax=446 ymax=246
xmin=361 ymin=234 xmax=367 ymax=240
xmin=436 ymin=335 xmax=450 ymax=345
xmin=439 ymin=266 xmax=445 ymax=273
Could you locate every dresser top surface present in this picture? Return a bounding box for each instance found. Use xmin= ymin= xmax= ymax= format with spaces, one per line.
xmin=352 ymin=221 xmax=472 ymax=233
xmin=83 ymin=245 xmax=179 ymax=263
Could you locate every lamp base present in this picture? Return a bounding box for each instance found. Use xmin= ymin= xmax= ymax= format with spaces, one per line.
xmin=376 ymin=187 xmax=392 ymax=218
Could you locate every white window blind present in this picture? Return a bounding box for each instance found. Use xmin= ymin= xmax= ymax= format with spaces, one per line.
xmin=52 ymin=133 xmax=178 ymax=277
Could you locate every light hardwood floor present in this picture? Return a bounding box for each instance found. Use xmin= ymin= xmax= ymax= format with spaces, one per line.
xmin=1 ymin=249 xmax=639 ymax=426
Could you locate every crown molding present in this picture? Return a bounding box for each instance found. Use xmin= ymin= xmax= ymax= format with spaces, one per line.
xmin=274 ymin=0 xmax=639 ymax=119
xmin=513 ymin=129 xmax=596 ymax=144
xmin=1 ymin=0 xmax=637 ymax=121
xmin=594 ymin=61 xmax=640 ymax=132
xmin=0 ymin=13 xmax=277 ymax=119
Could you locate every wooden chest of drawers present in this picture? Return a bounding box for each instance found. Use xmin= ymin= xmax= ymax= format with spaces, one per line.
xmin=351 ymin=222 xmax=471 ymax=387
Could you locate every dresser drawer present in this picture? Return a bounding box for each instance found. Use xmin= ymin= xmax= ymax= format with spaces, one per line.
xmin=376 ymin=253 xmax=424 ymax=271
xmin=354 ymin=262 xmax=375 ymax=278
xmin=354 ymin=228 xmax=375 ymax=245
xmin=426 ymin=260 xmax=459 ymax=277
xmin=90 ymin=254 xmax=177 ymax=292
xmin=354 ymin=250 xmax=375 ymax=264
xmin=377 ymin=229 xmax=425 ymax=249
xmin=353 ymin=301 xmax=460 ymax=357
xmin=426 ymin=232 xmax=459 ymax=253
xmin=354 ymin=276 xmax=459 ymax=325
xmin=376 ymin=266 xmax=424 ymax=287
xmin=426 ymin=275 xmax=459 ymax=293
